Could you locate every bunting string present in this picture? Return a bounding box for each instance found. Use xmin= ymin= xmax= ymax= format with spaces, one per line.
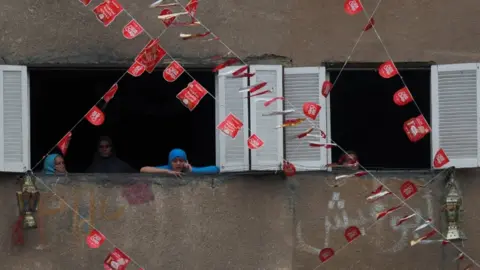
xmin=23 ymin=0 xmax=476 ymax=269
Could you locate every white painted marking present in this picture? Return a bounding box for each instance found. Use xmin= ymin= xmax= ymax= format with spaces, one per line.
xmin=337 ymin=200 xmax=345 ymax=209
xmin=332 ymin=192 xmax=340 ymax=201
xmin=342 ymin=210 xmax=349 ymax=226
xmin=328 ymin=201 xmax=335 ymax=209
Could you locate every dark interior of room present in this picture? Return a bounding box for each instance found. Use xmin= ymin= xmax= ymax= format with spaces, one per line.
xmin=329 ymin=64 xmax=431 ymax=170
xmin=29 ymin=67 xmax=216 ymax=173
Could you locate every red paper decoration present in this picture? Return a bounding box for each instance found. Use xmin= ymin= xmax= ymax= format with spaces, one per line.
xmin=122 ymin=20 xmax=144 ymax=39
xmin=135 ymin=39 xmax=166 ymax=73
xmin=79 ymin=0 xmax=91 ymax=6
xmin=159 ymin=9 xmax=176 ymax=27
xmin=344 ymin=0 xmax=363 ymax=15
xmin=403 ymin=115 xmax=430 ymax=142
xmin=176 ymin=80 xmax=208 ymax=111
xmin=104 ymin=84 xmax=119 ymax=103
xmin=247 ymin=134 xmax=264 ymax=150
xmin=85 ymin=106 xmax=105 ymax=126
xmin=433 ymin=148 xmax=449 ymax=168
xmin=393 ymin=87 xmax=413 ymax=106
xmin=86 ymin=229 xmax=106 ymax=248
xmin=104 ymin=248 xmax=131 ymax=270
xmin=163 ymin=61 xmax=185 ymax=82
xmin=303 ymin=102 xmax=321 ymax=120
xmin=378 ymin=61 xmax=398 ymax=79
xmin=58 ymin=132 xmax=72 ymax=156
xmin=127 ymin=61 xmax=146 ymax=77
xmin=93 ymin=0 xmax=124 ymax=27
xmin=283 ymin=161 xmax=296 ymax=177
xmin=264 ymin=97 xmax=284 ymax=107
xmin=213 ymin=58 xmax=239 ymax=72
xmin=364 ymin=18 xmax=375 ymax=31
xmin=217 ymin=113 xmax=244 ymax=138
xmin=321 ymin=81 xmax=333 ymax=97
xmin=400 ymin=180 xmax=418 ymax=200
xmin=344 ymin=226 xmax=361 ymax=242
xmin=318 ymin=248 xmax=335 ymax=262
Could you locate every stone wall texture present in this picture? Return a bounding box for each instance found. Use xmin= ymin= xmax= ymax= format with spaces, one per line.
xmin=1 ymin=0 xmax=480 ymax=66
xmin=0 ymin=169 xmax=478 ymax=269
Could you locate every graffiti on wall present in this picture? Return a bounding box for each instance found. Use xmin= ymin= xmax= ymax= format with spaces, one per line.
xmin=37 ymin=185 xmax=126 ymax=246
xmin=296 ymin=180 xmax=435 ymax=256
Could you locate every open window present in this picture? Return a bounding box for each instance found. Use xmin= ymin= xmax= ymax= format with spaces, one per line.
xmin=0 ymin=65 xmax=30 ymax=172
xmin=215 ymin=66 xmax=249 ymax=172
xmin=249 ymin=65 xmax=284 ymax=170
xmin=284 ymin=67 xmax=328 ymax=170
xmin=431 ymin=63 xmax=480 ymax=168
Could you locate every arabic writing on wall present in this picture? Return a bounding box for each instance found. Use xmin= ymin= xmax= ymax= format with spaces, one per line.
xmin=37 ymin=186 xmax=126 ymax=245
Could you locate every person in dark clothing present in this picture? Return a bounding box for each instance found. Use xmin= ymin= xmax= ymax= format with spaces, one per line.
xmin=86 ymin=136 xmax=136 ymax=173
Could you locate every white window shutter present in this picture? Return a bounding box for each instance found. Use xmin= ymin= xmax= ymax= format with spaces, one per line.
xmin=215 ymin=66 xmax=250 ymax=172
xmin=249 ymin=65 xmax=284 ymax=170
xmin=431 ymin=63 xmax=479 ymax=168
xmin=284 ymin=67 xmax=328 ymax=170
xmin=0 ymin=65 xmax=30 ymax=172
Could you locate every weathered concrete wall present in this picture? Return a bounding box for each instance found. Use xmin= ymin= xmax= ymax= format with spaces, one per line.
xmin=1 ymin=0 xmax=480 ymax=66
xmin=0 ymin=170 xmax=478 ymax=269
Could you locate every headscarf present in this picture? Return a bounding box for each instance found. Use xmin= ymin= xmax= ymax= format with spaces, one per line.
xmin=86 ymin=136 xmax=136 ymax=173
xmin=167 ymin=148 xmax=187 ymax=170
xmin=43 ymin=154 xmax=60 ymax=175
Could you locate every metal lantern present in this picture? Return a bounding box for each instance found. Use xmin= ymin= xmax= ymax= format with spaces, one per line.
xmin=16 ymin=172 xmax=40 ymax=229
xmin=443 ymin=167 xmax=466 ymax=241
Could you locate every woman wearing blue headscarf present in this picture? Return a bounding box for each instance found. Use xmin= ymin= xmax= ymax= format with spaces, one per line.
xmin=140 ymin=148 xmax=219 ymax=176
xmin=43 ymin=154 xmax=67 ymax=175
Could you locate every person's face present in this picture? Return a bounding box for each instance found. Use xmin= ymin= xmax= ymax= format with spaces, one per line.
xmin=98 ymin=140 xmax=112 ymax=157
xmin=54 ymin=156 xmax=66 ymax=173
xmin=171 ymin=157 xmax=186 ymax=172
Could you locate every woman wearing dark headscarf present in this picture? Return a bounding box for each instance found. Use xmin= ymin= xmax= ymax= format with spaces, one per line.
xmin=86 ymin=136 xmax=136 ymax=173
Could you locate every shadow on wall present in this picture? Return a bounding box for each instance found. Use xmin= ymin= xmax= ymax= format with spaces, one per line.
xmin=0 ymin=171 xmax=476 ymax=270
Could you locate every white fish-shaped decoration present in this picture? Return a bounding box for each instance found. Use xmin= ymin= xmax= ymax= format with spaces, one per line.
xmin=366 ymin=190 xmax=392 ymax=202
xmin=414 ymin=219 xmax=432 ymax=232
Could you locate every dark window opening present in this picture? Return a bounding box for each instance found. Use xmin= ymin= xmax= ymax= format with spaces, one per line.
xmin=29 ymin=67 xmax=216 ymax=173
xmin=328 ymin=63 xmax=431 ymax=170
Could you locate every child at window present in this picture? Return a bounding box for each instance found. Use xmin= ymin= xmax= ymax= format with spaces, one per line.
xmin=140 ymin=148 xmax=220 ymax=176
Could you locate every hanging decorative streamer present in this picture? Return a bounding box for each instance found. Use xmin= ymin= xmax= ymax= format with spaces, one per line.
xmin=277 ymin=118 xmax=306 ymax=128
xmin=249 ymin=90 xmax=271 ymax=98
xmin=58 ymin=132 xmax=72 ymax=156
xmin=264 ymin=97 xmax=284 ymax=107
xmin=296 ymin=127 xmax=314 ymax=139
xmin=247 ymin=134 xmax=264 ymax=150
xmin=410 ymin=230 xmax=437 ymax=246
xmin=363 ymin=18 xmax=375 ymax=31
xmin=366 ymin=190 xmax=391 ymax=202
xmin=180 ymin=32 xmax=211 ymax=40
xmin=376 ymin=205 xmax=402 ymax=220
xmin=335 ymin=171 xmax=368 ymax=180
xmin=414 ymin=219 xmax=432 ymax=232
xmin=262 ymin=109 xmax=295 ymax=116
xmin=396 ymin=213 xmax=416 ymax=226
xmin=321 ymin=81 xmax=333 ymax=97
xmin=239 ymin=82 xmax=267 ymax=93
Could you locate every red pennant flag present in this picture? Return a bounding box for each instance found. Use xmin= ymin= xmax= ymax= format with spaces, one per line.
xmin=364 ymin=18 xmax=375 ymax=31
xmin=58 ymin=132 xmax=72 ymax=156
xmin=127 ymin=61 xmax=146 ymax=77
xmin=433 ymin=148 xmax=449 ymax=168
xmin=159 ymin=9 xmax=176 ymax=27
xmin=344 ymin=0 xmax=363 ymax=15
xmin=92 ymin=0 xmax=123 ymax=27
xmin=249 ymin=90 xmax=271 ymax=98
xmin=213 ymin=58 xmax=239 ymax=73
xmin=321 ymin=81 xmax=333 ymax=97
xmin=264 ymin=97 xmax=284 ymax=107
xmin=400 ymin=180 xmax=418 ymax=200
xmin=283 ymin=161 xmax=296 ymax=177
xmin=247 ymin=134 xmax=264 ymax=150
xmin=404 ymin=115 xmax=430 ymax=142
xmin=180 ymin=32 xmax=211 ymax=40
xmin=378 ymin=61 xmax=398 ymax=79
xmin=217 ymin=113 xmax=244 ymax=138
xmin=396 ymin=213 xmax=416 ymax=226
xmin=185 ymin=0 xmax=199 ymax=17
xmin=296 ymin=127 xmax=314 ymax=138
xmin=163 ymin=61 xmax=185 ymax=82
xmin=393 ymin=87 xmax=413 ymax=106
xmin=85 ymin=106 xmax=105 ymax=126
xmin=135 ymin=39 xmax=167 ymax=73
xmin=123 ymin=20 xmax=144 ymax=39
xmin=303 ymin=102 xmax=321 ymax=120
xmin=318 ymin=248 xmax=335 ymax=262
xmin=104 ymin=248 xmax=131 ymax=270
xmin=79 ymin=0 xmax=92 ymax=6
xmin=376 ymin=205 xmax=402 ymax=220
xmin=344 ymin=226 xmax=361 ymax=242
xmin=104 ymin=84 xmax=118 ymax=103
xmin=86 ymin=229 xmax=105 ymax=248
xmin=176 ymin=80 xmax=208 ymax=111
xmin=239 ymin=82 xmax=267 ymax=93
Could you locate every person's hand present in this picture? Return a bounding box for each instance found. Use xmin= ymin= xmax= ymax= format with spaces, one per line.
xmin=183 ymin=162 xmax=192 ymax=172
xmin=167 ymin=170 xmax=183 ymax=177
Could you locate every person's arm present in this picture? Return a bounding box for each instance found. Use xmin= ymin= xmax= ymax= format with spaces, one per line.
xmin=190 ymin=166 xmax=220 ymax=174
xmin=140 ymin=166 xmax=171 ymax=173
